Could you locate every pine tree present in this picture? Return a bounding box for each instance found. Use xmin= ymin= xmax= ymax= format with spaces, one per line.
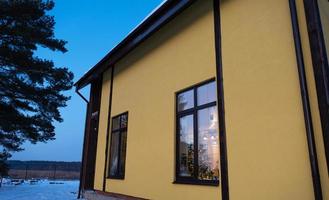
xmin=0 ymin=0 xmax=73 ymax=172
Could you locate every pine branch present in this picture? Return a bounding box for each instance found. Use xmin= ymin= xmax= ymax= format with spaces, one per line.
xmin=0 ymin=0 xmax=73 ymax=163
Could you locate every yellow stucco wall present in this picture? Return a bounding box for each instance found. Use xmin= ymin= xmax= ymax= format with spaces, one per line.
xmin=104 ymin=0 xmax=220 ymax=199
xmin=92 ymin=0 xmax=322 ymax=199
xmin=221 ymin=0 xmax=314 ymax=199
xmin=93 ymin=69 xmax=112 ymax=190
xmin=297 ymin=0 xmax=329 ymax=198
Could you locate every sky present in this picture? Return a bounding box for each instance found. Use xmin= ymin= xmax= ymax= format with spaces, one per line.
xmin=11 ymin=0 xmax=163 ymax=162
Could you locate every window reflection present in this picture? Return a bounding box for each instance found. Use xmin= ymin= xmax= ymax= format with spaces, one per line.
xmin=119 ymin=131 xmax=127 ymax=176
xmin=318 ymin=0 xmax=329 ymax=64
xmin=112 ymin=117 xmax=120 ymax=130
xmin=198 ymin=106 xmax=219 ymax=180
xmin=176 ymin=79 xmax=219 ymax=184
xmin=197 ymin=81 xmax=216 ymax=106
xmin=121 ymin=115 xmax=128 ymax=128
xmin=177 ymin=90 xmax=194 ymax=111
xmin=109 ymin=131 xmax=120 ymax=176
xmin=108 ymin=112 xmax=128 ymax=179
xmin=179 ymin=115 xmax=194 ymax=177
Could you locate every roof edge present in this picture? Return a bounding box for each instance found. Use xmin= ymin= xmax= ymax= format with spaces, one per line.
xmin=75 ymin=0 xmax=197 ymax=90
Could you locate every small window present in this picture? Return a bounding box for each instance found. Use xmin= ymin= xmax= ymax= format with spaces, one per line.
xmin=108 ymin=112 xmax=128 ymax=179
xmin=175 ymin=79 xmax=219 ymax=186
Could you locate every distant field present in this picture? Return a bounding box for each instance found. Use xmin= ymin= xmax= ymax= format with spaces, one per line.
xmin=9 ymin=169 xmax=80 ymax=180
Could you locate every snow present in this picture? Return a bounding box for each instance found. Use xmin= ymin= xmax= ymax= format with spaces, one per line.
xmin=0 ymin=180 xmax=81 ymax=200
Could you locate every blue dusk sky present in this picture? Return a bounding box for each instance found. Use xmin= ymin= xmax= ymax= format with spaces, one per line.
xmin=11 ymin=0 xmax=164 ymax=161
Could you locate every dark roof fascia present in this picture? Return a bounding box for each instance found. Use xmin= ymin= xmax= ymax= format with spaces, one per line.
xmin=75 ymin=0 xmax=197 ymax=90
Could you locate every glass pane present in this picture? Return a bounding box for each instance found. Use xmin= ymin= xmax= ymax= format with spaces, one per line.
xmin=197 ymin=81 xmax=216 ymax=106
xmin=120 ymin=114 xmax=128 ymax=128
xmin=177 ymin=90 xmax=194 ymax=111
xmin=318 ymin=0 xmax=329 ymax=64
xmin=198 ymin=106 xmax=219 ymax=180
xmin=112 ymin=116 xmax=120 ymax=130
xmin=118 ymin=131 xmax=127 ymax=177
xmin=109 ymin=131 xmax=120 ymax=176
xmin=178 ymin=115 xmax=194 ymax=177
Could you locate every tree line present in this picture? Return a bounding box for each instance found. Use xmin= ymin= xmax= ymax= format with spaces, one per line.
xmin=7 ymin=160 xmax=81 ymax=172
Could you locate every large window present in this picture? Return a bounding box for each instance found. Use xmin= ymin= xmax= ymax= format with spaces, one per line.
xmin=108 ymin=112 xmax=128 ymax=179
xmin=175 ymin=79 xmax=219 ymax=185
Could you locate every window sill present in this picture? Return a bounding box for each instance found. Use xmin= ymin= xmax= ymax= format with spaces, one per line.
xmin=173 ymin=179 xmax=219 ymax=187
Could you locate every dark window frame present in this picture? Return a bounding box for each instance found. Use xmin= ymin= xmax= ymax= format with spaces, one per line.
xmin=304 ymin=0 xmax=329 ymax=175
xmin=107 ymin=112 xmax=128 ymax=180
xmin=174 ymin=78 xmax=219 ymax=186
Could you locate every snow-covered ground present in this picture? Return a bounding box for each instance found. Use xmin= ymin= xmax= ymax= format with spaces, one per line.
xmin=0 ymin=179 xmax=81 ymax=200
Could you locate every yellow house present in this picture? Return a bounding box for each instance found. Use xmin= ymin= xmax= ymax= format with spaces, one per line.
xmin=75 ymin=0 xmax=329 ymax=199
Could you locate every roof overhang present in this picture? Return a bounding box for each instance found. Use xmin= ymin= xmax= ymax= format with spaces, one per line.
xmin=75 ymin=0 xmax=197 ymax=90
